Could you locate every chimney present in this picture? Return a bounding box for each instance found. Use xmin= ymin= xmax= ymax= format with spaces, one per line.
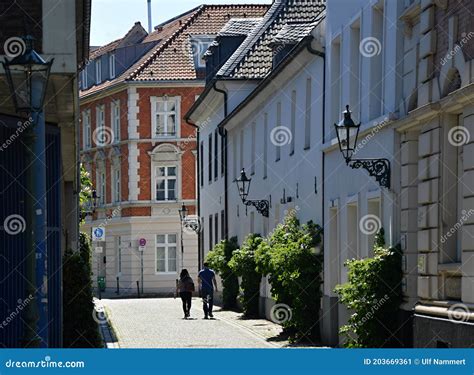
xmin=147 ymin=0 xmax=152 ymax=33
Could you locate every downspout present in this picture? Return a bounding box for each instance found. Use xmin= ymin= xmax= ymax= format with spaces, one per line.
xmin=213 ymin=81 xmax=229 ymax=240
xmin=186 ymin=118 xmax=201 ymax=268
xmin=307 ymin=40 xmax=326 ymax=235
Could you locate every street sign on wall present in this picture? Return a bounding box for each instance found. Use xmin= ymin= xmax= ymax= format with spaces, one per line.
xmin=92 ymin=227 xmax=106 ymax=242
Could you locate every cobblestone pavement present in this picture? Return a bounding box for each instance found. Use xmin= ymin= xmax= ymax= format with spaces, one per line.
xmin=98 ymin=297 xmax=288 ymax=348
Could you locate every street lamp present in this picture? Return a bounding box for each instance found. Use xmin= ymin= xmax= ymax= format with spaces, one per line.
xmin=334 ymin=105 xmax=391 ymax=189
xmin=178 ymin=203 xmax=200 ymax=233
xmin=235 ymin=169 xmax=269 ymax=217
xmin=81 ymin=189 xmax=100 ymax=219
xmin=3 ymin=36 xmax=53 ymax=347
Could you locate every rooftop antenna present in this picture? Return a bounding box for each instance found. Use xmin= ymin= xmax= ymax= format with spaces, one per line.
xmin=147 ymin=0 xmax=152 ymax=33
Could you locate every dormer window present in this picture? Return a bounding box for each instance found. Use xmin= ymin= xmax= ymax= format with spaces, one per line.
xmin=190 ymin=35 xmax=216 ymax=68
xmin=109 ymin=54 xmax=116 ymax=79
xmin=95 ymin=60 xmax=102 ymax=84
xmin=81 ymin=69 xmax=87 ymax=89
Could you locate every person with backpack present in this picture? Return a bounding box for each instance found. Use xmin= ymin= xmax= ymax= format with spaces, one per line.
xmin=175 ymin=269 xmax=195 ymax=319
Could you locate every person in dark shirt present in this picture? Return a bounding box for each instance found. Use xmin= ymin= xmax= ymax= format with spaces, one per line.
xmin=175 ymin=269 xmax=195 ymax=319
xmin=197 ymin=262 xmax=218 ymax=319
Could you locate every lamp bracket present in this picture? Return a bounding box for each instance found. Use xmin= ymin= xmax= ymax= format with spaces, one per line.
xmin=349 ymin=158 xmax=391 ymax=189
xmin=243 ymin=199 xmax=269 ymax=217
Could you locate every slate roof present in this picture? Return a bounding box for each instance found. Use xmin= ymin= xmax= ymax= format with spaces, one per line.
xmin=129 ymin=4 xmax=270 ymax=81
xmin=217 ymin=18 xmax=262 ymax=37
xmin=217 ymin=0 xmax=326 ymax=79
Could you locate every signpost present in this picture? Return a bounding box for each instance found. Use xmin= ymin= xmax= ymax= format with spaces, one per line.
xmin=138 ymin=238 xmax=146 ymax=295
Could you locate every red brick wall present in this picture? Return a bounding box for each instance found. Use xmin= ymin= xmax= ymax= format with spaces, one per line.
xmin=80 ymin=85 xmax=202 ymax=218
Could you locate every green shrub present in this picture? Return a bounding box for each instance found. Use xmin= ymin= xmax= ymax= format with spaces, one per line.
xmin=335 ymin=229 xmax=403 ymax=348
xmin=206 ymin=237 xmax=239 ymax=309
xmin=255 ymin=213 xmax=323 ymax=342
xmin=229 ymin=233 xmax=263 ymax=317
xmin=63 ymin=232 xmax=102 ymax=348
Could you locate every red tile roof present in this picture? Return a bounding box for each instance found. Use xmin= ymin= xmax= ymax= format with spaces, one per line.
xmin=129 ymin=4 xmax=270 ymax=81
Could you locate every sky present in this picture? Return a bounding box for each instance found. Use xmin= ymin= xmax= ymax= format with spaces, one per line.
xmin=90 ymin=0 xmax=272 ymax=46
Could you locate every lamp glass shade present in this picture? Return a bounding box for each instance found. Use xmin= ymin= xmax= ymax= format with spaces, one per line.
xmin=178 ymin=204 xmax=188 ymax=221
xmin=334 ymin=105 xmax=360 ymax=161
xmin=3 ymin=41 xmax=52 ymax=113
xmin=236 ymin=169 xmax=251 ymax=202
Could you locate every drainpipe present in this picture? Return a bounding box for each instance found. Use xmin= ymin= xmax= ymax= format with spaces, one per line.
xmin=307 ymin=41 xmax=326 ymax=236
xmin=186 ymin=118 xmax=202 ymax=268
xmin=213 ymin=81 xmax=229 ymax=240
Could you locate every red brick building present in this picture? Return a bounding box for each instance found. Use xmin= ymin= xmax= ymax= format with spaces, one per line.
xmin=79 ymin=4 xmax=269 ymax=293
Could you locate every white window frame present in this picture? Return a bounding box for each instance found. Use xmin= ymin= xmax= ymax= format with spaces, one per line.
xmin=96 ymin=166 xmax=106 ymax=205
xmin=96 ymin=105 xmax=105 ymax=143
xmin=150 ymin=96 xmax=181 ymax=138
xmin=83 ymin=110 xmax=91 ymax=149
xmin=95 ymin=60 xmax=102 ymax=84
xmin=112 ymin=165 xmax=121 ymax=203
xmin=109 ymin=53 xmax=116 ymax=79
xmin=154 ymin=165 xmax=178 ymax=201
xmin=155 ymin=234 xmax=178 ymax=274
xmin=81 ymin=69 xmax=88 ymax=89
xmin=111 ymin=100 xmax=120 ymax=142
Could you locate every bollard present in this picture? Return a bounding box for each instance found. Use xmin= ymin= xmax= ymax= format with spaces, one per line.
xmin=116 ymin=276 xmax=120 ymax=295
xmin=136 ymin=280 xmax=140 ymax=298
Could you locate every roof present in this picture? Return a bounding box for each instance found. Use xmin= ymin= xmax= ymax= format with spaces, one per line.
xmin=129 ymin=4 xmax=270 ymax=82
xmin=80 ymin=4 xmax=269 ymax=99
xmin=217 ymin=18 xmax=262 ymax=37
xmin=217 ymin=0 xmax=326 ymax=79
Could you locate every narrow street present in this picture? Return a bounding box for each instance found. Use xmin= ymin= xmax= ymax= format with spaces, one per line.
xmin=99 ymin=298 xmax=287 ymax=348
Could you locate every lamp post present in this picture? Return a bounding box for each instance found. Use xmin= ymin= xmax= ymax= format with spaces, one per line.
xmin=81 ymin=189 xmax=100 ymax=220
xmin=235 ymin=169 xmax=269 ymax=217
xmin=334 ymin=105 xmax=391 ymax=189
xmin=178 ymin=203 xmax=200 ymax=269
xmin=3 ymin=36 xmax=53 ymax=347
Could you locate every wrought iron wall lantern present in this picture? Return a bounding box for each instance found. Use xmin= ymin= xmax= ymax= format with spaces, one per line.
xmin=334 ymin=105 xmax=391 ymax=188
xmin=178 ymin=203 xmax=200 ymax=233
xmin=235 ymin=169 xmax=269 ymax=217
xmin=81 ymin=189 xmax=100 ymax=219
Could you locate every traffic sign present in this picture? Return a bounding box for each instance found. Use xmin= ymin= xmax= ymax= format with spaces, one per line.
xmin=92 ymin=227 xmax=106 ymax=242
xmin=139 ymin=238 xmax=146 ymax=247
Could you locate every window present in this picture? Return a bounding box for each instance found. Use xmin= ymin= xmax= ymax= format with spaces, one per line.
xmin=331 ymin=38 xmax=341 ymax=133
xmin=367 ymin=199 xmax=380 ymax=257
xmin=83 ymin=110 xmax=91 ymax=149
xmin=290 ymin=90 xmax=296 ymax=155
xmin=200 ymin=141 xmax=204 ymax=187
xmin=155 ymin=234 xmax=177 ymax=273
xmin=151 ymin=97 xmax=180 ymax=137
xmin=369 ymin=6 xmax=384 ymax=119
xmin=347 ymin=203 xmax=359 ymax=259
xmin=81 ymin=69 xmax=88 ymax=89
xmin=221 ymin=210 xmax=225 ymax=240
xmin=109 ymin=53 xmax=116 ymax=79
xmin=113 ymin=166 xmax=121 ymax=202
xmin=349 ymin=22 xmax=361 ymax=122
xmin=263 ymin=113 xmax=268 ymax=178
xmin=111 ymin=100 xmax=120 ymax=142
xmin=208 ymin=134 xmax=212 ymax=183
xmin=251 ymin=122 xmax=256 ymax=174
xmin=208 ymin=215 xmax=213 ymax=251
xmin=190 ymin=35 xmax=216 ymax=68
xmin=95 ymin=60 xmax=101 ymax=84
xmin=155 ymin=166 xmax=177 ymax=201
xmin=232 ymin=136 xmax=238 ymax=180
xmin=96 ymin=105 xmax=105 ymax=146
xmin=221 ymin=134 xmax=225 ymax=176
xmin=250 ymin=211 xmax=255 ymax=233
xmin=214 ymin=213 xmax=219 ymax=245
xmin=276 ymin=102 xmax=281 ymax=161
xmin=304 ymin=78 xmax=312 ymax=149
xmin=96 ymin=166 xmax=106 ymax=205
xmin=116 ymin=236 xmax=124 ymax=275
xmin=214 ymin=130 xmax=218 ymax=180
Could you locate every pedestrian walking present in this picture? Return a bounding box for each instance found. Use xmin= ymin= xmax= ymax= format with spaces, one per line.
xmin=197 ymin=262 xmax=218 ymax=319
xmin=175 ymin=269 xmax=195 ymax=319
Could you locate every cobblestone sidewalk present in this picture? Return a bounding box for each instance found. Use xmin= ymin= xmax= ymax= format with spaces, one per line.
xmin=98 ymin=297 xmax=290 ymax=348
